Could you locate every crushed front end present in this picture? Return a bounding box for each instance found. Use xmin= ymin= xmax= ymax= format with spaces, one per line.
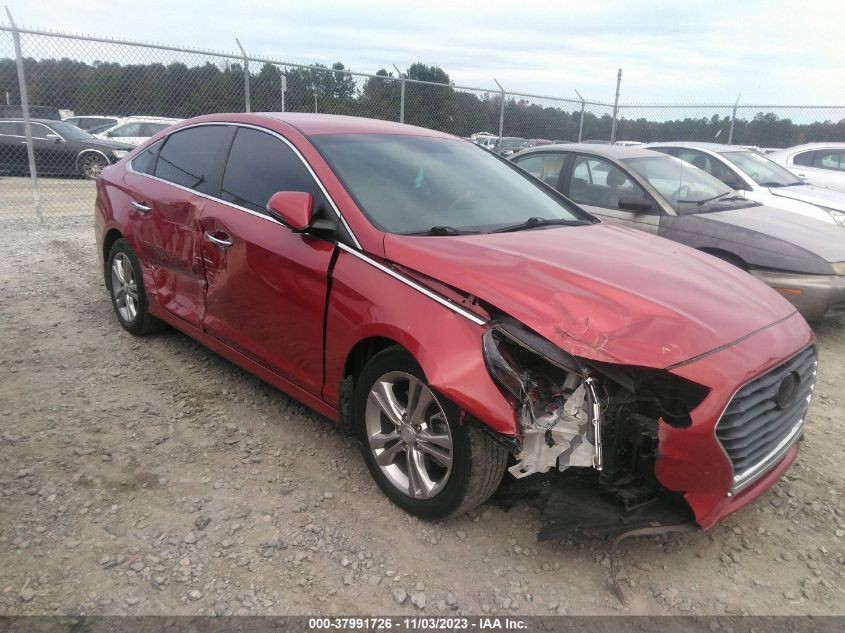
xmin=481 ymin=311 xmax=815 ymax=530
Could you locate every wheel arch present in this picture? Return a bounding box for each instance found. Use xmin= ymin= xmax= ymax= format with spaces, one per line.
xmin=698 ymin=247 xmax=748 ymax=271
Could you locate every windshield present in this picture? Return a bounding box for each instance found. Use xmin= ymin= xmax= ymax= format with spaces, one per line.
xmin=312 ymin=134 xmax=589 ymax=234
xmin=623 ymin=155 xmax=738 ymax=211
xmin=50 ymin=120 xmax=95 ymax=142
xmin=720 ymin=151 xmax=802 ymax=187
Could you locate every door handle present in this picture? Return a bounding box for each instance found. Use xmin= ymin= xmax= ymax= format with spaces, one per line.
xmin=207 ymin=231 xmax=233 ymax=247
xmin=131 ymin=200 xmax=152 ymax=214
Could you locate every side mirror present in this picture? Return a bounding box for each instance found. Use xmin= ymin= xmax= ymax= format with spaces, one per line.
xmin=266 ymin=191 xmax=314 ymax=232
xmin=618 ymin=195 xmax=656 ymax=213
xmin=46 ymin=133 xmax=62 ymax=143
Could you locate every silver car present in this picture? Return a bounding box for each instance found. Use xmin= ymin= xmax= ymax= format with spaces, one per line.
xmin=767 ymin=143 xmax=845 ymax=193
xmin=511 ymin=143 xmax=845 ymax=320
xmin=646 ymin=142 xmax=845 ymax=226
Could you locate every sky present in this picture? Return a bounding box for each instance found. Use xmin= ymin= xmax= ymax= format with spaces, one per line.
xmin=5 ymin=0 xmax=845 ymax=105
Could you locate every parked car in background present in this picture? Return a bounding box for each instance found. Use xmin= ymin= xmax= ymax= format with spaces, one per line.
xmin=613 ymin=140 xmax=643 ymax=147
xmin=497 ymin=136 xmax=528 ymax=156
xmin=528 ymin=138 xmax=553 ymax=147
xmin=94 ymin=116 xmax=181 ymax=146
xmin=97 ymin=113 xmax=814 ymax=531
xmin=647 ymin=142 xmax=845 ymax=226
xmin=767 ymin=143 xmax=845 ymax=193
xmin=65 ymin=115 xmax=124 ymax=132
xmin=512 ymin=143 xmax=845 ymax=319
xmin=0 ymin=104 xmax=63 ymax=120
xmin=0 ymin=118 xmax=133 ymax=178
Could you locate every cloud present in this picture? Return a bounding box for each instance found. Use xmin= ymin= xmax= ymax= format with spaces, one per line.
xmin=7 ymin=0 xmax=845 ymax=104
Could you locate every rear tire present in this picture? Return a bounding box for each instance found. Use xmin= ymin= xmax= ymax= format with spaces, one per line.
xmin=78 ymin=152 xmax=109 ymax=179
xmin=106 ymin=239 xmax=166 ymax=335
xmin=354 ymin=346 xmax=508 ymax=520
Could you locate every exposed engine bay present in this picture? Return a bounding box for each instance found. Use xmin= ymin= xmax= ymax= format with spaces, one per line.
xmin=482 ymin=319 xmax=710 ymax=512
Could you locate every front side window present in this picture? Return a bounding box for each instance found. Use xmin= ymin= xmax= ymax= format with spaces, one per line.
xmin=221 ymin=127 xmax=323 ymax=214
xmin=311 ymin=134 xmax=589 ymax=234
xmin=720 ymin=150 xmax=802 ymax=187
xmin=154 ymin=125 xmax=231 ymax=194
xmin=569 ymin=155 xmax=648 ymax=210
xmin=141 ymin=123 xmax=170 ymax=137
xmin=29 ymin=123 xmax=52 ymax=140
xmin=514 ymin=153 xmax=566 ymax=187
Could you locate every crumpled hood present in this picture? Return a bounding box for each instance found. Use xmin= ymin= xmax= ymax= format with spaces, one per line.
xmin=770 ymin=183 xmax=845 ymax=212
xmin=702 ymin=205 xmax=845 ymax=262
xmin=383 ymin=223 xmax=796 ymax=368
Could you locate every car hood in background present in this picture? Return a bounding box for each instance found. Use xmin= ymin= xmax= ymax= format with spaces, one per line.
xmin=383 ymin=224 xmax=796 ymax=369
xmin=700 ymin=205 xmax=845 ymax=262
xmin=769 ymin=183 xmax=845 ymax=212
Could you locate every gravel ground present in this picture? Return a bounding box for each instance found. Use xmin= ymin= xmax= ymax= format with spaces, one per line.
xmin=0 ymin=217 xmax=843 ymax=616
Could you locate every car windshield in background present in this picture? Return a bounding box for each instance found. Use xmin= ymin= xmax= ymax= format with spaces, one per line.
xmin=50 ymin=120 xmax=95 ymax=142
xmin=312 ymin=134 xmax=590 ymax=234
xmin=623 ymin=155 xmax=747 ymax=212
xmin=720 ymin=150 xmax=803 ymax=187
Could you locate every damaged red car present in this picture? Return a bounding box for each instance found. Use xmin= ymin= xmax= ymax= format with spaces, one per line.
xmin=95 ymin=114 xmax=816 ymax=530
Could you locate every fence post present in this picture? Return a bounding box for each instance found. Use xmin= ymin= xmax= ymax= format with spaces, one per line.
xmin=494 ymin=78 xmax=505 ymax=152
xmin=574 ymin=89 xmax=585 ymax=143
xmin=391 ymin=65 xmax=405 ymax=124
xmin=728 ymin=93 xmax=741 ymax=145
xmin=5 ymin=7 xmax=42 ymax=222
xmin=610 ymin=68 xmax=622 ymax=143
xmin=280 ymin=72 xmax=286 ymax=112
xmin=236 ymin=38 xmax=250 ymax=113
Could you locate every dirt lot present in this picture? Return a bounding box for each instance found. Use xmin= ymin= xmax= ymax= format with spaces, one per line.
xmin=0 ymin=214 xmax=844 ymax=617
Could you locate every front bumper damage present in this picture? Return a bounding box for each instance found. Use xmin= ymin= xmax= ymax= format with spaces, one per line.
xmin=482 ymin=311 xmax=815 ymax=534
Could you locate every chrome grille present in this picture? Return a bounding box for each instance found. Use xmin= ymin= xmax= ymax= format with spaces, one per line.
xmin=715 ymin=346 xmax=816 ymax=492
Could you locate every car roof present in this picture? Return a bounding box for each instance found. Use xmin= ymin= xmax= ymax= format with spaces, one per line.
xmin=253 ymin=113 xmax=455 ymax=138
xmin=770 ymin=142 xmax=845 ymax=152
xmin=644 ymin=141 xmax=754 ymax=152
xmin=518 ymin=142 xmax=658 ymax=159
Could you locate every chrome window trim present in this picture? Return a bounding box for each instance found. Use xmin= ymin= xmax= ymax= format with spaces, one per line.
xmin=336 ymin=242 xmax=488 ymax=326
xmin=128 ymin=120 xmax=361 ymax=249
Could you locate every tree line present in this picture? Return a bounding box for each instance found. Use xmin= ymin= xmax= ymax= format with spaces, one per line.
xmin=1 ymin=56 xmax=843 ymax=148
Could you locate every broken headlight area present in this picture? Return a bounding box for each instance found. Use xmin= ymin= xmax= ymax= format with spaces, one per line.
xmin=482 ymin=320 xmax=710 ymax=512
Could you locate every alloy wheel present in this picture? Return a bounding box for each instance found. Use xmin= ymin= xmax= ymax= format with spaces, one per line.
xmin=81 ymin=153 xmax=107 ymax=179
xmin=364 ymin=371 xmax=453 ymax=499
xmin=110 ymin=252 xmax=139 ymax=322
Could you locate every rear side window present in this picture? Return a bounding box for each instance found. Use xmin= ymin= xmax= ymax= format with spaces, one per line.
xmin=154 ymin=126 xmax=231 ymax=194
xmin=130 ymin=140 xmax=162 ymax=175
xmin=0 ymin=121 xmax=22 ymax=136
xmin=793 ymin=151 xmax=814 ymax=167
xmin=221 ymin=127 xmax=323 ymax=214
xmin=513 ymin=153 xmax=566 ymax=188
xmin=814 ymin=150 xmax=845 ymax=172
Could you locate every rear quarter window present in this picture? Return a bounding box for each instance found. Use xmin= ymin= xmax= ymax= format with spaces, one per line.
xmin=154 ymin=125 xmax=232 ymax=195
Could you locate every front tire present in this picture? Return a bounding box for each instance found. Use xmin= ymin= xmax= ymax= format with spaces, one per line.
xmin=106 ymin=239 xmax=165 ymax=335
xmin=354 ymin=346 xmax=508 ymax=520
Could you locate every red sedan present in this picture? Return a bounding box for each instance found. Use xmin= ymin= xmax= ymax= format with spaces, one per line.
xmin=95 ymin=113 xmax=816 ymax=529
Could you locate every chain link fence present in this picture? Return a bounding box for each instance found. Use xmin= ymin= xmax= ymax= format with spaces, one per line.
xmin=2 ymin=22 xmax=845 ymax=221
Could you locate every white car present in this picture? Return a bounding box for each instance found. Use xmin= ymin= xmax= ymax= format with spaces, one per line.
xmin=767 ymin=143 xmax=845 ymax=193
xmin=94 ymin=117 xmax=181 ymax=146
xmin=646 ymin=142 xmax=845 ymax=226
xmin=64 ymin=115 xmax=125 ymax=132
